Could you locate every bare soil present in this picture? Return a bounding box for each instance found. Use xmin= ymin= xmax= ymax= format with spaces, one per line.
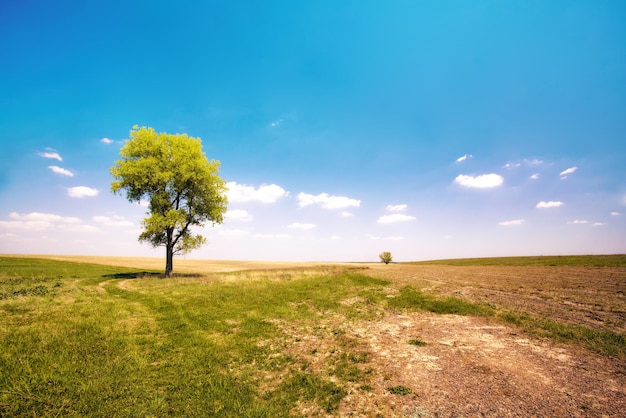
xmin=281 ymin=263 xmax=626 ymax=417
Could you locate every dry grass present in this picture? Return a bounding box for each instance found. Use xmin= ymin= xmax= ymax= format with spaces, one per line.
xmin=0 ymin=254 xmax=348 ymax=274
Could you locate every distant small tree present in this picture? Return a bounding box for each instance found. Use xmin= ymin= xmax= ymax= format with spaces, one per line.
xmin=111 ymin=126 xmax=228 ymax=277
xmin=379 ymin=251 xmax=393 ymax=264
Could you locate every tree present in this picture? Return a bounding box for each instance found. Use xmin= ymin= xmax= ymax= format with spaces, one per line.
xmin=111 ymin=126 xmax=228 ymax=277
xmin=379 ymin=251 xmax=393 ymax=264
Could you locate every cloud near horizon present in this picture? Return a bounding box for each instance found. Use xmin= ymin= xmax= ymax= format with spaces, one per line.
xmin=536 ymin=201 xmax=564 ymax=208
xmin=454 ymin=173 xmax=503 ymax=189
xmin=386 ymin=204 xmax=407 ymax=212
xmin=67 ymin=186 xmax=99 ymax=198
xmin=0 ymin=212 xmax=84 ymax=232
xmin=499 ymin=219 xmax=525 ymax=226
xmin=297 ymin=192 xmax=361 ymax=209
xmin=92 ymin=215 xmax=134 ymax=227
xmin=224 ymin=209 xmax=252 ymax=222
xmin=226 ymin=182 xmax=288 ymax=204
xmin=288 ymin=222 xmax=316 ymax=230
xmin=377 ymin=213 xmax=416 ymax=224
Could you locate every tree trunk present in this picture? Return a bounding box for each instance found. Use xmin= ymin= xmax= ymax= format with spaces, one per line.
xmin=165 ymin=229 xmax=174 ymax=277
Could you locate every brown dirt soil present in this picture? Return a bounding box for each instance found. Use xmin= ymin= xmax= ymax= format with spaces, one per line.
xmin=278 ymin=263 xmax=626 ymax=417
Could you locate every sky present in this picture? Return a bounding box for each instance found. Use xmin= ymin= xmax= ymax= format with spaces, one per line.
xmin=1 ymin=0 xmax=625 ymax=262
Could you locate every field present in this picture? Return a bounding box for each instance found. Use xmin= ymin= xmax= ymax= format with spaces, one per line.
xmin=1 ymin=255 xmax=624 ymax=417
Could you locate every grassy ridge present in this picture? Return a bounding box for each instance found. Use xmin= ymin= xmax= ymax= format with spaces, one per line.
xmin=407 ymin=254 xmax=626 ymax=267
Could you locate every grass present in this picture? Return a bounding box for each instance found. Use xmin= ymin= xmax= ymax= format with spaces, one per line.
xmin=1 ymin=255 xmax=624 ymax=416
xmin=388 ymin=285 xmax=495 ymax=316
xmin=0 ymin=258 xmax=391 ymax=416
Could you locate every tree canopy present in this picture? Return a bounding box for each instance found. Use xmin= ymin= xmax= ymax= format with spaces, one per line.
xmin=111 ymin=126 xmax=227 ymax=276
xmin=379 ymin=251 xmax=393 ymax=264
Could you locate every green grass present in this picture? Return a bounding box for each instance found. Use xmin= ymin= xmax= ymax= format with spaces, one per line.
xmin=0 ymin=258 xmax=391 ymax=416
xmin=499 ymin=311 xmax=626 ymax=357
xmin=388 ymin=286 xmax=495 ymax=316
xmin=407 ymin=254 xmax=626 ymax=267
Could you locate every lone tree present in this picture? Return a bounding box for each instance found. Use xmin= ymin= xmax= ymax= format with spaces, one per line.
xmin=379 ymin=251 xmax=393 ymax=264
xmin=111 ymin=126 xmax=228 ymax=277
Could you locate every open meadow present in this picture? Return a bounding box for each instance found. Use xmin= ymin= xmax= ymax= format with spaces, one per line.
xmin=1 ymin=254 xmax=624 ymax=417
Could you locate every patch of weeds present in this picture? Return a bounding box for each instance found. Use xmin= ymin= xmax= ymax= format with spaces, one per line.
xmin=277 ymin=372 xmax=346 ymax=413
xmin=359 ymin=384 xmax=373 ymax=391
xmin=0 ymin=284 xmax=48 ymax=300
xmin=389 ymin=286 xmax=494 ymax=316
xmin=387 ymin=385 xmax=412 ymax=395
xmin=408 ymin=338 xmax=427 ymax=346
xmin=499 ymin=311 xmax=626 ymax=357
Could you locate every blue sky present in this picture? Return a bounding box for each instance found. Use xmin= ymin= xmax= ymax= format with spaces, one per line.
xmin=1 ymin=1 xmax=625 ymax=261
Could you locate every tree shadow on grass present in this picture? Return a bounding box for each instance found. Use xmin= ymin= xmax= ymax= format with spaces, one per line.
xmin=102 ymin=272 xmax=162 ymax=279
xmin=102 ymin=272 xmax=205 ymax=279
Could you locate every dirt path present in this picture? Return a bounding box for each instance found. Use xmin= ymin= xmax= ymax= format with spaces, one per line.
xmin=337 ymin=312 xmax=625 ymax=417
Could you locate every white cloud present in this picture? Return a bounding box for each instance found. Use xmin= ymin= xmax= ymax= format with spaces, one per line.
xmin=38 ymin=151 xmax=62 ymax=161
xmin=225 ymin=209 xmax=253 ymax=222
xmin=454 ymin=174 xmax=503 ymax=189
xmin=288 ymin=222 xmax=316 ymax=230
xmin=386 ymin=204 xmax=407 ymax=212
xmin=536 ymin=201 xmax=564 ymax=208
xmin=610 ymin=212 xmax=620 ymax=216
xmin=101 ymin=137 xmax=113 ymax=144
xmin=226 ymin=182 xmax=288 ymax=203
xmin=455 ymin=154 xmax=472 ymax=163
xmin=568 ymin=220 xmax=588 ymax=225
xmin=67 ymin=186 xmax=99 ymax=198
xmin=499 ymin=219 xmax=525 ymax=226
xmin=377 ymin=213 xmax=416 ymax=224
xmin=48 ymin=166 xmax=74 ymax=177
xmin=340 ymin=211 xmax=354 ymax=217
xmin=60 ymin=224 xmax=100 ymax=233
xmin=0 ymin=212 xmax=85 ymax=232
xmin=9 ymin=212 xmax=81 ymax=223
xmin=530 ymin=173 xmax=540 ymax=180
xmin=592 ymin=222 xmax=607 ymax=227
xmin=92 ymin=215 xmax=134 ymax=227
xmin=330 ymin=235 xmax=341 ymax=240
xmin=560 ymin=167 xmax=578 ymax=177
xmin=297 ymin=192 xmax=361 ymax=209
